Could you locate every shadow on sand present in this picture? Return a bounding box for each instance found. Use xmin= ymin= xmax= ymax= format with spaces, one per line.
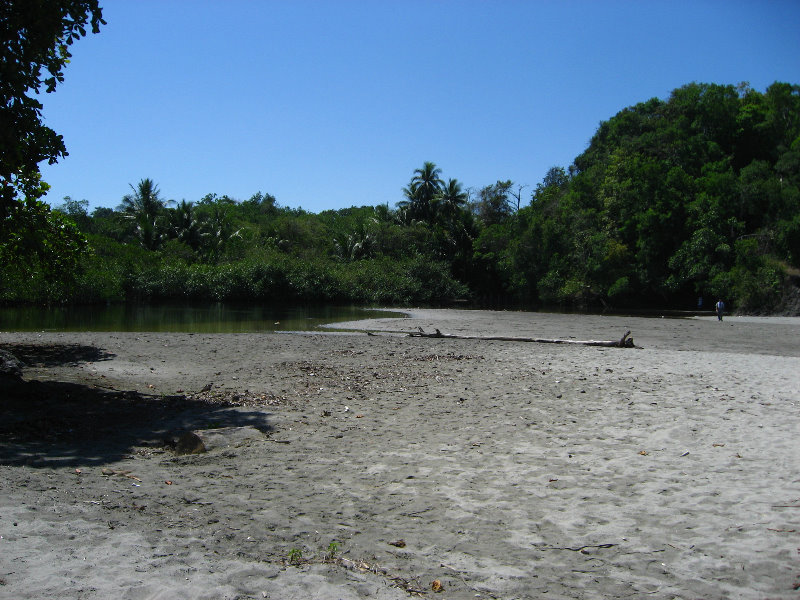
xmin=1 ymin=342 xmax=116 ymax=367
xmin=1 ymin=343 xmax=273 ymax=468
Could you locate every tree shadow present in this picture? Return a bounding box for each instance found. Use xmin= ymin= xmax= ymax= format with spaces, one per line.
xmin=2 ymin=342 xmax=116 ymax=367
xmin=0 ymin=378 xmax=274 ymax=468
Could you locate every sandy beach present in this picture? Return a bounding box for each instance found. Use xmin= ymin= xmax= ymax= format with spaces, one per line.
xmin=1 ymin=308 xmax=799 ymax=599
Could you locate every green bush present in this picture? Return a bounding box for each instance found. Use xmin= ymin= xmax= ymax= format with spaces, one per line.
xmin=607 ymin=276 xmax=631 ymax=299
xmin=47 ymin=251 xmax=466 ymax=306
xmin=729 ymin=264 xmax=783 ymax=313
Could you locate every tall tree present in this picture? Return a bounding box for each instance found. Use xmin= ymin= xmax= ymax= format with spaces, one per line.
xmin=437 ymin=178 xmax=468 ymax=221
xmin=119 ymin=178 xmax=167 ymax=250
xmin=399 ymin=161 xmax=444 ymax=223
xmin=475 ymin=180 xmax=513 ymax=226
xmin=412 ymin=162 xmax=444 ymax=201
xmin=0 ymin=0 xmax=104 ymax=279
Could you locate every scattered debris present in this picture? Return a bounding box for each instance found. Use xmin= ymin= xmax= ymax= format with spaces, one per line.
xmin=186 ymin=389 xmax=286 ymax=408
xmin=334 ymin=557 xmax=427 ymax=596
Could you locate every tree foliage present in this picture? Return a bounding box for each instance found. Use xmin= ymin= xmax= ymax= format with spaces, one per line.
xmin=1 ymin=0 xmax=104 ymax=286
xmin=521 ymin=81 xmax=800 ymax=310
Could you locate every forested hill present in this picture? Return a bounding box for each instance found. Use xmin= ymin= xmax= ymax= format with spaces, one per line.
xmin=515 ymin=82 xmax=800 ymax=312
xmin=4 ymin=82 xmax=800 ymax=313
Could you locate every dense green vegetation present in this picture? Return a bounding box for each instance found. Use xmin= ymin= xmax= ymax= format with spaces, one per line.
xmin=3 ymin=81 xmax=799 ymax=313
xmin=520 ymin=81 xmax=800 ymax=312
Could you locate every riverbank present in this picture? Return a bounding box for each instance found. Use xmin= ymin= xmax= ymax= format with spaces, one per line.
xmin=1 ymin=309 xmax=798 ymax=599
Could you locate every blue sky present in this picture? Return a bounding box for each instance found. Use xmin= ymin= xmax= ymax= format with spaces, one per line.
xmin=40 ymin=0 xmax=800 ymax=213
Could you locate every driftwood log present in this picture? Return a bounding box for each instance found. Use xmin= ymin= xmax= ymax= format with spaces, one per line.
xmin=408 ymin=329 xmax=638 ymax=348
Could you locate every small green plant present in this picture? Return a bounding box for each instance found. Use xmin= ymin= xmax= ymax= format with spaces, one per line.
xmin=325 ymin=541 xmax=339 ymax=561
xmin=288 ymin=548 xmax=302 ymax=565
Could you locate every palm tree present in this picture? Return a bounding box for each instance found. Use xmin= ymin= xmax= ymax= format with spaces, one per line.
xmin=436 ymin=178 xmax=468 ymax=223
xmin=197 ymin=200 xmax=241 ymax=262
xmin=398 ymin=181 xmax=419 ymax=216
xmin=169 ymin=200 xmax=201 ymax=250
xmin=332 ymin=219 xmax=376 ymax=261
xmin=401 ymin=162 xmax=444 ymax=223
xmin=411 ymin=161 xmax=444 ymax=203
xmin=119 ymin=178 xmax=166 ymax=250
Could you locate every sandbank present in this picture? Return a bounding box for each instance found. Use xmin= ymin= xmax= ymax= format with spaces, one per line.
xmin=1 ymin=309 xmax=798 ymax=599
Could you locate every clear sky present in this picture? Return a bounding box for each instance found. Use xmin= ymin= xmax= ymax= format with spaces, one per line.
xmin=39 ymin=0 xmax=800 ymax=213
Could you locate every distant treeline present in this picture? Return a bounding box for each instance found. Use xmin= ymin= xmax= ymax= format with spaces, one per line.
xmin=4 ymin=82 xmax=799 ymax=313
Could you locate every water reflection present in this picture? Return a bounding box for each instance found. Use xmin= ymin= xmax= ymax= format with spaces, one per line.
xmin=0 ymin=304 xmax=404 ymax=333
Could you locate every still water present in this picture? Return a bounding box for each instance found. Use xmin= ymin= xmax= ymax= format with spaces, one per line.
xmin=0 ymin=304 xmax=405 ymax=333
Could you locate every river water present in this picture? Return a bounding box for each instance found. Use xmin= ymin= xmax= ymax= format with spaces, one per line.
xmin=0 ymin=303 xmax=405 ymax=333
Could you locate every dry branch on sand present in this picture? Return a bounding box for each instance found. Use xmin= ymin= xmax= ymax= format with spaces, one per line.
xmin=408 ymin=328 xmax=638 ymax=348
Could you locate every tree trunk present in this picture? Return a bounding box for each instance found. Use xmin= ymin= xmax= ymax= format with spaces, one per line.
xmin=407 ymin=329 xmax=637 ymax=348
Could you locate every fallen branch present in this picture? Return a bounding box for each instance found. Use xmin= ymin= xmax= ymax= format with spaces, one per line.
xmin=334 ymin=557 xmax=427 ymax=596
xmin=408 ymin=329 xmax=638 ymax=348
xmin=539 ymin=543 xmax=618 ymax=552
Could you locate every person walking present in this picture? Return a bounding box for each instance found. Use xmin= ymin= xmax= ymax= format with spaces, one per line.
xmin=715 ymin=299 xmax=725 ymax=321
